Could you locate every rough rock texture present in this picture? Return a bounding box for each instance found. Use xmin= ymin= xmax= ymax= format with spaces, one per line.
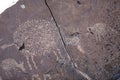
xmin=0 ymin=0 xmax=120 ymax=80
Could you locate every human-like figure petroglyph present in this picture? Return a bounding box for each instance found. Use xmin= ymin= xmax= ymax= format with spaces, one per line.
xmin=13 ymin=20 xmax=58 ymax=70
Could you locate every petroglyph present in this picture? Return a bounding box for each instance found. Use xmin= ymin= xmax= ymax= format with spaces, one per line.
xmin=75 ymin=69 xmax=92 ymax=80
xmin=74 ymin=63 xmax=78 ymax=68
xmin=0 ymin=43 xmax=14 ymax=50
xmin=43 ymin=74 xmax=51 ymax=80
xmin=65 ymin=36 xmax=80 ymax=45
xmin=32 ymin=74 xmax=41 ymax=80
xmin=65 ymin=36 xmax=85 ymax=54
xmin=25 ymin=54 xmax=32 ymax=70
xmin=31 ymin=56 xmax=38 ymax=70
xmin=71 ymin=63 xmax=92 ymax=80
xmin=77 ymin=45 xmax=85 ymax=54
xmin=87 ymin=23 xmax=107 ymax=41
xmin=13 ymin=19 xmax=58 ymax=70
xmin=53 ymin=51 xmax=59 ymax=61
xmin=0 ymin=58 xmax=26 ymax=72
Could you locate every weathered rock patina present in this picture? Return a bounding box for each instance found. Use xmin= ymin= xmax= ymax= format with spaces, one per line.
xmin=0 ymin=0 xmax=120 ymax=80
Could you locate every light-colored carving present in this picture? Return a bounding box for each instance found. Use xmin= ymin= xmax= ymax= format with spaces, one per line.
xmin=77 ymin=45 xmax=85 ymax=54
xmin=65 ymin=36 xmax=80 ymax=45
xmin=65 ymin=36 xmax=85 ymax=54
xmin=32 ymin=74 xmax=41 ymax=80
xmin=53 ymin=51 xmax=59 ymax=61
xmin=31 ymin=56 xmax=38 ymax=70
xmin=75 ymin=68 xmax=92 ymax=80
xmin=43 ymin=74 xmax=51 ymax=80
xmin=0 ymin=58 xmax=26 ymax=72
xmin=13 ymin=20 xmax=57 ymax=70
xmin=0 ymin=43 xmax=14 ymax=50
xmin=25 ymin=55 xmax=32 ymax=70
xmin=87 ymin=23 xmax=107 ymax=41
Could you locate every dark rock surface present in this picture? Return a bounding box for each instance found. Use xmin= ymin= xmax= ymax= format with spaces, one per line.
xmin=0 ymin=0 xmax=120 ymax=80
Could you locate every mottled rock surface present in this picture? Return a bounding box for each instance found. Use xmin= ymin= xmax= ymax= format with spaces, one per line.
xmin=0 ymin=0 xmax=120 ymax=80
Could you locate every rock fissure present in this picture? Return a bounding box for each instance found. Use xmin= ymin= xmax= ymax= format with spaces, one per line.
xmin=44 ymin=0 xmax=91 ymax=80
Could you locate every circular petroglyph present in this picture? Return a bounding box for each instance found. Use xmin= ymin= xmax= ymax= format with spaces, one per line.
xmin=13 ymin=19 xmax=57 ymax=70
